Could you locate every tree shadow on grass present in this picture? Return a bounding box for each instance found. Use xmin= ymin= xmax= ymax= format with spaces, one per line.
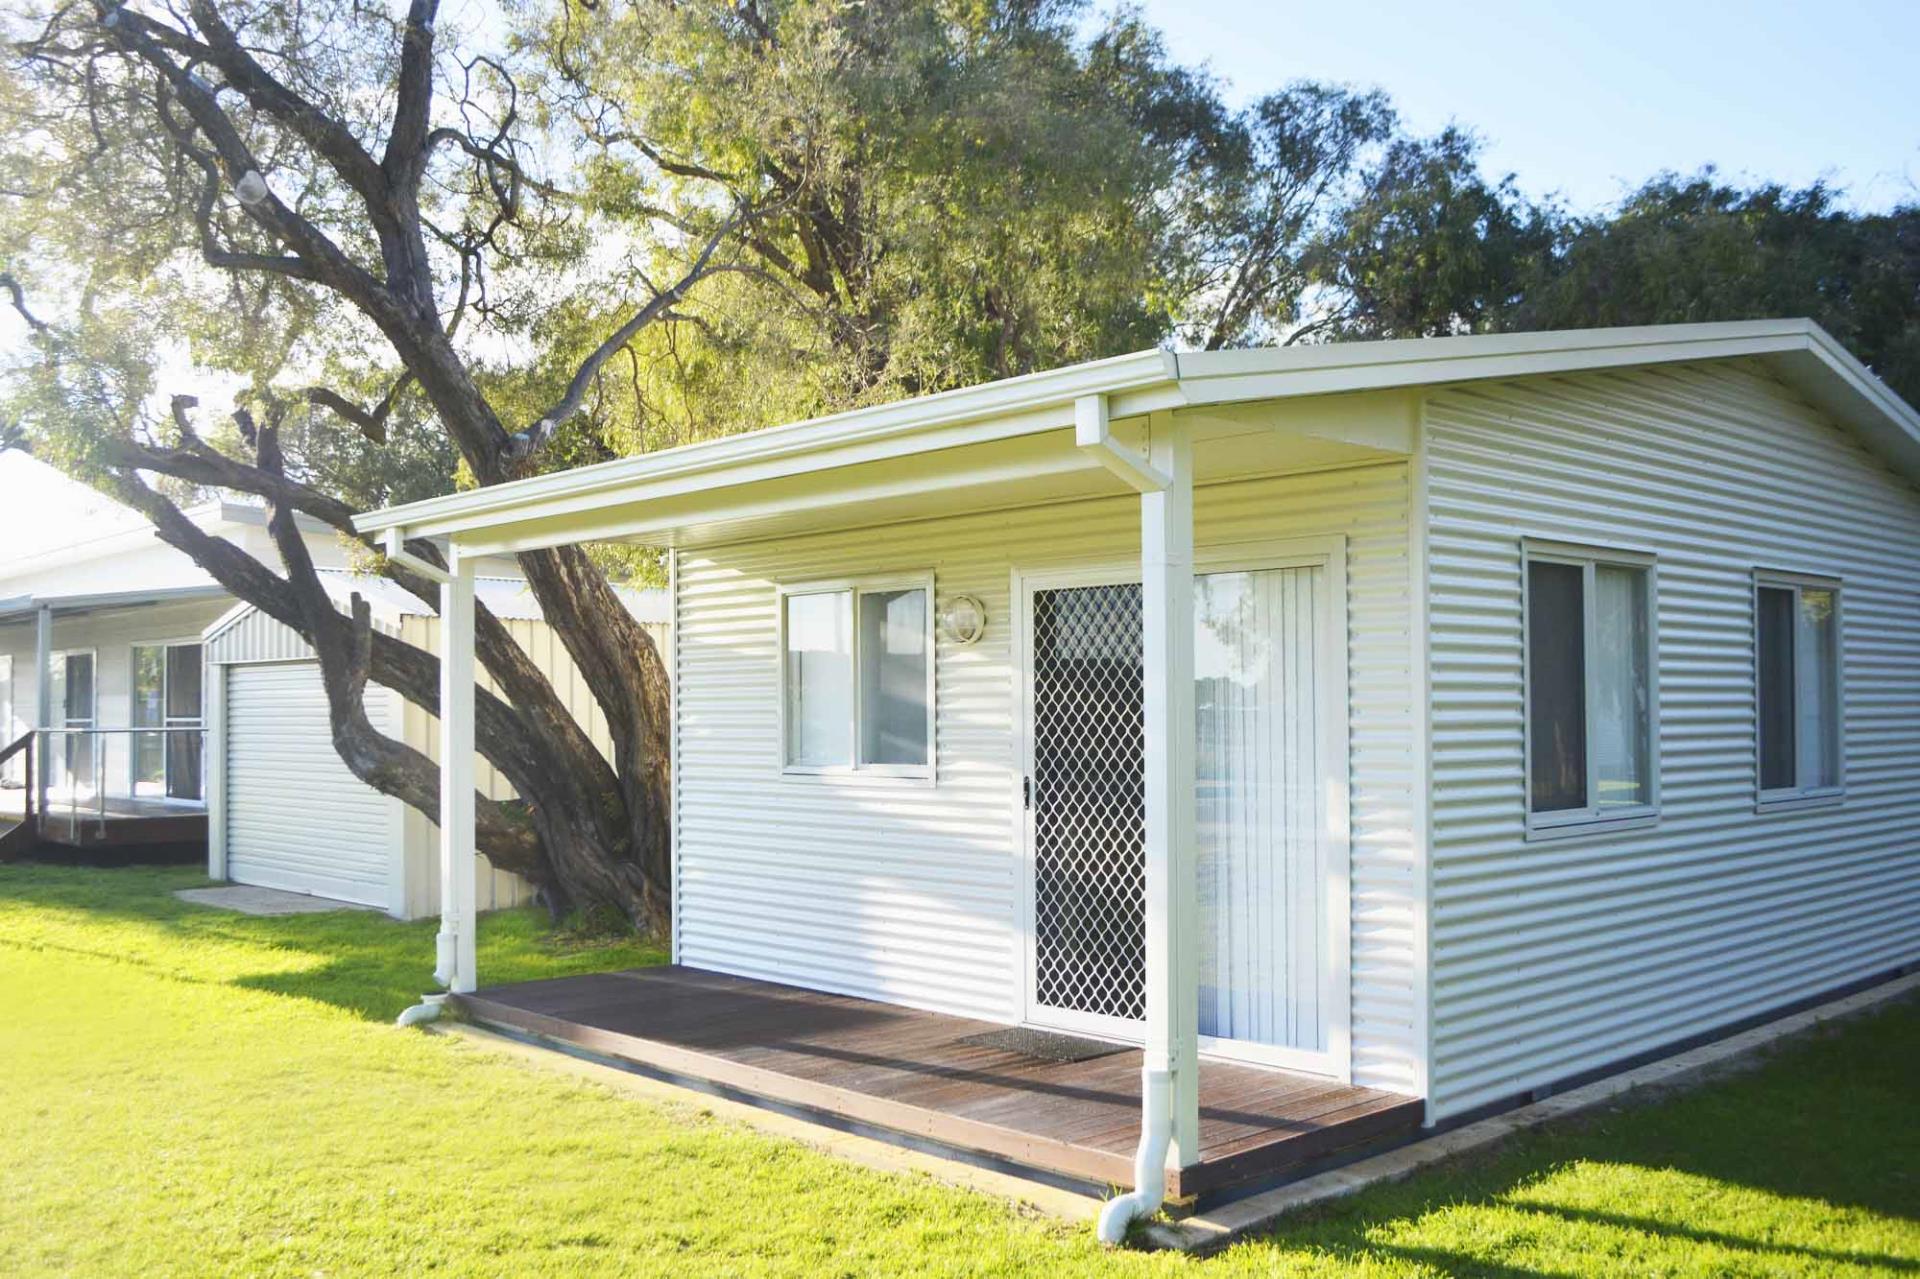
xmin=0 ymin=861 xmax=665 ymax=1023
xmin=1232 ymin=999 xmax=1920 ymax=1276
xmin=1507 ymin=1201 xmax=1920 ymax=1273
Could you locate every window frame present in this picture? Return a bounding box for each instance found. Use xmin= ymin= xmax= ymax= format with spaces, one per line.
xmin=776 ymin=572 xmax=937 ymax=782
xmin=1520 ymin=538 xmax=1662 ymax=839
xmin=1751 ymin=569 xmax=1845 ymax=812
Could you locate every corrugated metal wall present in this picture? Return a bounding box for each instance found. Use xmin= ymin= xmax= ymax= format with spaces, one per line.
xmin=673 ymin=459 xmax=1423 ymax=1094
xmin=1424 ymin=359 xmax=1920 ymax=1118
xmin=224 ymin=663 xmax=398 ymax=907
xmin=209 ymin=605 xmax=666 ymax=919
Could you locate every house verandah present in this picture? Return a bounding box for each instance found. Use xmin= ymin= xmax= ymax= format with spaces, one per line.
xmin=365 ymin=342 xmax=1434 ymax=1227
xmin=358 ymin=321 xmax=1920 ymax=1232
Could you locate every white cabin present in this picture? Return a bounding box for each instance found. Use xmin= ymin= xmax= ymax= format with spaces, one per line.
xmin=354 ymin=320 xmax=1920 ymax=1216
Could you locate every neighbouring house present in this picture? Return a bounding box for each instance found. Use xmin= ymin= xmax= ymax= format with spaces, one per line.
xmin=203 ymin=572 xmax=668 ymax=916
xmin=358 ymin=319 xmax=1920 ymax=1231
xmin=0 ymin=502 xmax=357 ymax=854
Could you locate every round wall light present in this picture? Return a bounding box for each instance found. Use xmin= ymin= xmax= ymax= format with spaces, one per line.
xmin=939 ymin=594 xmax=988 ymax=646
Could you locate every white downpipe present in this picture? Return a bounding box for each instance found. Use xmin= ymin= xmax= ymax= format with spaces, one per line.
xmin=440 ymin=551 xmax=478 ymax=995
xmin=1079 ymin=402 xmax=1197 ymax=1245
xmin=1096 ymin=1067 xmax=1171 ymax=1245
xmin=34 ymin=605 xmax=51 ymax=819
xmin=382 ymin=527 xmax=453 ymax=585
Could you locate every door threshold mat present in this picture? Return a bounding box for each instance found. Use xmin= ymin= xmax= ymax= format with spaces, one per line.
xmin=956 ymin=1026 xmax=1129 ymax=1063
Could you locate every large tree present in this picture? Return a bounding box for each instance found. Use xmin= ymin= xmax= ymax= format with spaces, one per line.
xmin=0 ymin=0 xmax=791 ymax=929
xmin=0 ymin=0 xmax=1253 ymax=930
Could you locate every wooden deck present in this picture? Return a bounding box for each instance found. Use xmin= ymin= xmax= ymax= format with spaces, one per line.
xmin=456 ymin=965 xmax=1423 ymax=1203
xmin=0 ymin=787 xmax=207 ymax=851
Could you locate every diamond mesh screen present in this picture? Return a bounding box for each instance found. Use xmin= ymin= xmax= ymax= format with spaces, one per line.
xmin=1031 ymin=583 xmax=1146 ymax=1023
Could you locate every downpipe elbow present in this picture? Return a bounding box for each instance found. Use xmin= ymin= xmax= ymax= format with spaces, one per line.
xmin=394 ymin=993 xmax=447 ymax=1028
xmin=1096 ymin=1066 xmax=1172 ymax=1246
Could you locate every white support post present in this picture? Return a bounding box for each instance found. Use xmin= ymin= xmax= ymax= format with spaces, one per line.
xmin=436 ymin=550 xmax=478 ymax=995
xmin=1141 ymin=415 xmax=1199 ymax=1168
xmin=204 ymin=660 xmax=227 ymax=881
xmin=33 ymin=604 xmax=51 ymax=819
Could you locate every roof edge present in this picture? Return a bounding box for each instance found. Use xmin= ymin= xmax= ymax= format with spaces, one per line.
xmin=356 ymin=319 xmax=1920 ymax=540
xmin=356 ymin=347 xmax=1182 ymax=535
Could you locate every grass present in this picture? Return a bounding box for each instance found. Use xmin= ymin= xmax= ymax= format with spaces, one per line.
xmin=0 ymin=862 xmax=1913 ymax=1276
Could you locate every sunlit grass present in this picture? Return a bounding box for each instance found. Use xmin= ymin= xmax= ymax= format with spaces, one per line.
xmin=0 ymin=860 xmax=1913 ymax=1276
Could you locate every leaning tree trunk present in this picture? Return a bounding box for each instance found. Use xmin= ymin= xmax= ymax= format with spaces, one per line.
xmin=4 ymin=0 xmax=751 ymax=932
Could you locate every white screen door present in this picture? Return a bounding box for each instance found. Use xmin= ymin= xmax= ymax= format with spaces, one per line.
xmin=1022 ymin=551 xmax=1346 ymax=1074
xmin=1023 ymin=576 xmax=1146 ymax=1038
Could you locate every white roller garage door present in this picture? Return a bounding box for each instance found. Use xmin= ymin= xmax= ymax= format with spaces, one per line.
xmin=225 ymin=662 xmax=395 ymax=908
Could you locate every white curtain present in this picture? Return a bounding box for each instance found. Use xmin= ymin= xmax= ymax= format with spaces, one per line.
xmin=1195 ymin=565 xmax=1324 ymax=1052
xmin=858 ymin=588 xmax=928 ymax=766
xmin=784 ymin=591 xmax=852 ymax=766
xmin=1796 ymin=587 xmax=1839 ymax=788
xmin=1590 ymin=565 xmax=1650 ymax=809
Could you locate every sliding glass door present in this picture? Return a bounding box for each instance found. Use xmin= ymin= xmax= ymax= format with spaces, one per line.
xmin=1195 ymin=562 xmax=1332 ymax=1061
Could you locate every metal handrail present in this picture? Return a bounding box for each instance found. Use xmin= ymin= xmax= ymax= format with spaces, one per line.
xmin=33 ymin=725 xmax=206 ymax=841
xmin=0 ymin=731 xmax=33 ymax=840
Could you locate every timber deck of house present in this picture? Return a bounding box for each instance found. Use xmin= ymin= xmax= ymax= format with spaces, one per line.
xmin=0 ymin=786 xmax=207 ymax=852
xmin=455 ymin=965 xmax=1423 ymax=1204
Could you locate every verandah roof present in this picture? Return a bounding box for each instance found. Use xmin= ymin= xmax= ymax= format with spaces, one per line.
xmin=353 ymin=319 xmax=1920 ymax=554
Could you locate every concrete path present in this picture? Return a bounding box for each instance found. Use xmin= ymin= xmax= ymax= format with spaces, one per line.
xmin=174 ymin=885 xmax=376 ymax=916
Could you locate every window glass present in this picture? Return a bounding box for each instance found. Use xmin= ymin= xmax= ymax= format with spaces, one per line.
xmin=166 ymin=644 xmax=204 ymax=720
xmin=166 ymin=644 xmax=205 ymax=800
xmin=1526 ymin=560 xmax=1587 ymax=813
xmin=1756 ymin=586 xmax=1796 ymax=790
xmin=1591 ymin=565 xmax=1651 ymax=808
xmin=857 ymin=589 xmax=928 ymax=766
xmin=1756 ymin=580 xmax=1841 ymax=796
xmin=132 ymin=646 xmax=166 ymax=792
xmin=784 ymin=591 xmax=853 ymax=766
xmin=62 ymin=653 xmax=94 ymax=724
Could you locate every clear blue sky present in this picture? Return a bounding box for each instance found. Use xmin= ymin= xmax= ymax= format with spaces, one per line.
xmin=1132 ymin=0 xmax=1919 ymax=212
xmin=4 ymin=0 xmax=1917 ymax=553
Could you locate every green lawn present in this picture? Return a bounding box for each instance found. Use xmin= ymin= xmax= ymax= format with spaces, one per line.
xmin=1 ymin=862 xmax=1914 ymax=1277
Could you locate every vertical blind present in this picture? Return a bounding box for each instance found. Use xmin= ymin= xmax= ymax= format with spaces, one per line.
xmin=784 ymin=590 xmax=853 ymax=766
xmin=1796 ymin=588 xmax=1839 ymax=789
xmin=1195 ymin=564 xmax=1325 ymax=1052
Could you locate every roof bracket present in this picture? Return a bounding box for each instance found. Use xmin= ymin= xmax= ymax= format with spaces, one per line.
xmin=1075 ymin=394 xmax=1170 ymax=493
xmin=383 ymin=528 xmax=452 ymax=585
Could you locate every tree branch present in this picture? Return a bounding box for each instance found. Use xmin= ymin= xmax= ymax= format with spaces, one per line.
xmin=0 ymin=272 xmax=48 ymax=333
xmin=506 ymin=212 xmax=743 ymax=460
xmin=304 ymin=375 xmax=412 ymax=444
xmin=383 ymin=0 xmax=442 ymax=186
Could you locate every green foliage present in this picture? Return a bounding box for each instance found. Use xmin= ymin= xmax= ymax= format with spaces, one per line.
xmin=1 ymin=861 xmax=1916 ymax=1275
xmin=1319 ymin=127 xmax=1559 ymax=339
xmin=530 ymin=0 xmax=1192 ymax=447
xmin=1508 ymin=174 xmax=1920 ymax=405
